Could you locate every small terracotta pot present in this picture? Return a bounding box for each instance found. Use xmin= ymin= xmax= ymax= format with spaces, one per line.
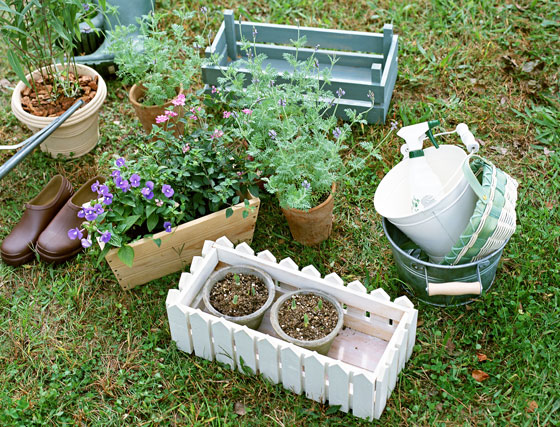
xmin=128 ymin=84 xmax=184 ymax=134
xmin=281 ymin=183 xmax=336 ymax=246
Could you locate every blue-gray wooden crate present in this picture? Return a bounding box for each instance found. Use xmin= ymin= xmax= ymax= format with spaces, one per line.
xmin=201 ymin=10 xmax=398 ymax=124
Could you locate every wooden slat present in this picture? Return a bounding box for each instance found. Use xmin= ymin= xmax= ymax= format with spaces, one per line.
xmin=352 ymin=372 xmax=375 ymax=420
xmin=328 ymin=362 xmax=351 ymax=412
xmin=211 ymin=319 xmax=235 ymax=368
xmin=238 ymin=42 xmax=384 ymax=68
xmin=189 ymin=310 xmax=214 ymax=360
xmin=304 ymin=354 xmax=327 ymax=403
xmin=234 ymin=328 xmax=258 ymax=374
xmin=257 ymin=338 xmax=280 ymax=383
xmin=234 ymin=21 xmax=384 ymax=53
xmin=182 ymin=248 xmax=219 ymax=306
xmin=166 ymin=302 xmax=193 ymax=353
xmin=382 ymin=24 xmax=393 ymax=61
xmin=205 ymin=22 xmax=226 ymax=56
xmin=224 ymin=10 xmax=238 ymax=60
xmin=281 ymin=346 xmax=304 ymax=394
xmin=373 ymin=363 xmax=388 ymax=419
xmin=214 ymin=245 xmax=407 ymax=322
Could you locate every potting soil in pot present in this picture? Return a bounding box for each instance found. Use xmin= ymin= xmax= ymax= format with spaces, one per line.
xmin=209 ymin=273 xmax=268 ymax=317
xmin=20 ymin=73 xmax=98 ymax=117
xmin=277 ymin=294 xmax=338 ymax=341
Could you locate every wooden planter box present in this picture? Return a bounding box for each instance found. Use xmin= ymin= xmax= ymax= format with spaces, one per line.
xmin=166 ymin=236 xmax=417 ymax=420
xmin=103 ymin=197 xmax=260 ymax=290
xmin=202 ymin=10 xmax=398 ymax=124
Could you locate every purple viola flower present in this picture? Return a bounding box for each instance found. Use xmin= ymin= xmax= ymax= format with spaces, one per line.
xmin=164 ymin=221 xmax=172 ymax=233
xmin=111 ymin=170 xmax=120 ymax=179
xmin=118 ymin=179 xmax=131 ymax=193
xmin=77 ymin=208 xmax=86 ymax=218
xmin=200 ymin=6 xmax=207 ymax=14
xmin=278 ymin=99 xmax=286 ymax=107
xmin=390 ymin=120 xmax=398 ymax=131
xmin=98 ymin=184 xmax=110 ymax=196
xmin=113 ymin=175 xmax=123 ymax=186
xmin=302 ymin=180 xmax=311 ymax=190
xmin=115 ymin=157 xmax=125 ymax=168
xmin=102 ymin=194 xmax=113 ymax=205
xmin=252 ymin=26 xmax=258 ymax=38
xmin=100 ymin=231 xmax=112 ymax=244
xmin=336 ymin=88 xmax=345 ymax=98
xmin=94 ymin=203 xmax=104 ymax=215
xmin=162 ymin=184 xmax=174 ymax=198
xmin=333 ymin=127 xmax=342 ymax=139
xmin=82 ymin=3 xmax=90 ymax=11
xmin=130 ymin=173 xmax=141 ymax=188
xmin=81 ymin=238 xmax=92 ymax=249
xmin=268 ymin=129 xmax=277 ymax=139
xmin=67 ymin=227 xmax=83 ymax=241
xmin=145 ymin=180 xmax=154 ymax=190
xmin=84 ymin=207 xmax=97 ymax=222
xmin=141 ymin=187 xmax=154 ymax=200
xmin=91 ymin=180 xmax=100 ymax=193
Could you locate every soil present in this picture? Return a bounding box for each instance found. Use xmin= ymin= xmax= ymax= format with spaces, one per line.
xmin=277 ymin=293 xmax=339 ymax=341
xmin=209 ymin=272 xmax=269 ymax=317
xmin=20 ymin=72 xmax=98 ymax=117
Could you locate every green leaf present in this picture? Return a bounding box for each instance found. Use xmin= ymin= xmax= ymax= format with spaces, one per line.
xmin=146 ymin=204 xmax=157 ymax=218
xmin=6 ymin=50 xmax=29 ymax=88
xmin=146 ymin=213 xmax=158 ymax=232
xmin=117 ymin=245 xmax=135 ymax=268
xmin=325 ymin=405 xmax=341 ymax=415
xmin=153 ymin=238 xmax=162 ymax=248
xmin=242 ymin=210 xmax=249 ymax=219
xmin=118 ymin=215 xmax=140 ymax=233
xmin=225 ymin=207 xmax=234 ymax=218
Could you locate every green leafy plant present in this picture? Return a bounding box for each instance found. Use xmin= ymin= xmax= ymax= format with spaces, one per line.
xmin=0 ymin=0 xmax=102 ymax=100
xmin=217 ymin=35 xmax=372 ymax=210
xmin=303 ymin=313 xmax=310 ymax=328
xmin=108 ymin=9 xmax=204 ymax=106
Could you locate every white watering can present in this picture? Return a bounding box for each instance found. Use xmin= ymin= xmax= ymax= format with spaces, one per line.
xmin=374 ymin=120 xmax=480 ymax=263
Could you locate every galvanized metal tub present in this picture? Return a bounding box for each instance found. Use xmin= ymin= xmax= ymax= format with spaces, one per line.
xmin=382 ymin=218 xmax=507 ymax=306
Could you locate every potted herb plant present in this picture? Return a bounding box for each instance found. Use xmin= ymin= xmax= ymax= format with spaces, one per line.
xmin=202 ymin=265 xmax=276 ymax=330
xmin=76 ymin=95 xmax=260 ymax=290
xmin=218 ymin=38 xmax=372 ymax=245
xmin=108 ymin=9 xmax=205 ymax=133
xmin=1 ymin=0 xmax=107 ymax=158
xmin=270 ymin=289 xmax=344 ymax=355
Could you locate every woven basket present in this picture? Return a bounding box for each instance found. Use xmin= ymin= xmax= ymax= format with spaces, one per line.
xmin=442 ymin=155 xmax=518 ymax=265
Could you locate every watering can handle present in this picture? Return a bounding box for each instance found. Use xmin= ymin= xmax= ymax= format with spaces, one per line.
xmin=427 ymin=281 xmax=482 ymax=296
xmin=456 ymin=123 xmax=479 ymax=153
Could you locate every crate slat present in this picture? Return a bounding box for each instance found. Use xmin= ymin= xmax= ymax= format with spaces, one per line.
xmin=281 ymin=346 xmax=304 ymax=394
xmin=257 ymin=338 xmax=281 ymax=383
xmin=235 ymin=21 xmax=385 ymax=53
xmin=328 ymin=361 xmax=351 ymax=412
xmin=304 ymin=354 xmax=327 ymax=402
xmin=352 ymin=372 xmax=375 ymax=420
xmin=234 ymin=328 xmax=258 ymax=374
xmin=212 ymin=319 xmax=235 ymax=368
xmin=166 ymin=301 xmax=193 ymax=353
xmin=189 ymin=310 xmax=214 ymax=360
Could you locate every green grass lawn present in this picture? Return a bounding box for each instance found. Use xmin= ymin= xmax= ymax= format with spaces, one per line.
xmin=1 ymin=0 xmax=559 ymax=425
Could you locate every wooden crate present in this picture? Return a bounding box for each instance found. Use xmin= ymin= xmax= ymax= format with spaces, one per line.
xmin=102 ymin=197 xmax=260 ymax=290
xmin=202 ymin=10 xmax=398 ymax=124
xmin=166 ymin=236 xmax=417 ymax=420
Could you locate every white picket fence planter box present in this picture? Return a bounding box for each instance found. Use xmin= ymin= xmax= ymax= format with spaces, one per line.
xmin=166 ymin=237 xmax=417 ymax=421
xmin=202 ymin=10 xmax=398 ymax=124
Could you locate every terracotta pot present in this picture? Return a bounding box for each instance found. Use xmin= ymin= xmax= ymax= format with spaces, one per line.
xmin=11 ymin=63 xmax=107 ymax=158
xmin=128 ymin=84 xmax=184 ymax=134
xmin=281 ymin=183 xmax=336 ymax=246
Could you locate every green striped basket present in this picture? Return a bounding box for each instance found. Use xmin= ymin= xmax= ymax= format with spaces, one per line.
xmin=441 ymin=155 xmax=518 ymax=265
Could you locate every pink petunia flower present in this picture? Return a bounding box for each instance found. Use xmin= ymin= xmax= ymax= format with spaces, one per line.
xmin=182 ymin=144 xmax=191 ymax=153
xmin=155 ymin=115 xmax=169 ymax=124
xmin=211 ymin=129 xmax=224 ymax=139
xmin=223 ymin=111 xmax=231 ymax=118
xmin=165 ymin=110 xmax=178 ymax=117
xmin=172 ymin=93 xmax=186 ymax=106
xmin=242 ymin=108 xmax=253 ymax=115
xmin=189 ymin=115 xmax=198 ymax=120
xmin=211 ymin=85 xmax=219 ymax=94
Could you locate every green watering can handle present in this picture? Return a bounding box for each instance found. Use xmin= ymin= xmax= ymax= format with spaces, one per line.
xmin=462 ymin=154 xmax=494 ymax=202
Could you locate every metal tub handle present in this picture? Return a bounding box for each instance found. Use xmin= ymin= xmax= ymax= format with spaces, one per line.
xmin=427 ymin=281 xmax=481 ymax=296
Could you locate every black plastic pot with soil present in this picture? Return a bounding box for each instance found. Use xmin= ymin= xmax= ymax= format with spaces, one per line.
xmin=202 ymin=265 xmax=276 ymax=330
xmin=270 ymin=290 xmax=344 ymax=355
